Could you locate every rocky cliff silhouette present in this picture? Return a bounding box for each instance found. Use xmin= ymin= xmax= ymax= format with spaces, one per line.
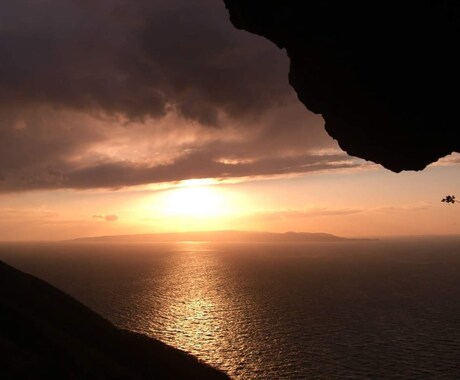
xmin=0 ymin=260 xmax=229 ymax=379
xmin=223 ymin=1 xmax=460 ymax=172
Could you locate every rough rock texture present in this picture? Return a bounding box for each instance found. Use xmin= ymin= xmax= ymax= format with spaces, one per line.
xmin=223 ymin=1 xmax=460 ymax=172
xmin=0 ymin=260 xmax=229 ymax=379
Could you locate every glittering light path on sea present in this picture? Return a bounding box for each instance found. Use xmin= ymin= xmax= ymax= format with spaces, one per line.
xmin=2 ymin=239 xmax=460 ymax=379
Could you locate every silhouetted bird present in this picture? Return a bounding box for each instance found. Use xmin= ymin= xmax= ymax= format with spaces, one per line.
xmin=441 ymin=195 xmax=458 ymax=204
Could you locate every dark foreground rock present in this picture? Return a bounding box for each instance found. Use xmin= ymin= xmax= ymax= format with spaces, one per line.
xmin=0 ymin=260 xmax=229 ymax=379
xmin=223 ymin=1 xmax=460 ymax=172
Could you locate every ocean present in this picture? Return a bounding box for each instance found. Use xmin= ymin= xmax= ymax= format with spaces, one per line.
xmin=1 ymin=237 xmax=460 ymax=379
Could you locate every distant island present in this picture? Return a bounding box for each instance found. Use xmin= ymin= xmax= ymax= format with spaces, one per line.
xmin=69 ymin=230 xmax=361 ymax=243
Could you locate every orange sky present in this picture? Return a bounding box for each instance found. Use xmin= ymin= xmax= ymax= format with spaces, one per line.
xmin=1 ymin=156 xmax=459 ymax=241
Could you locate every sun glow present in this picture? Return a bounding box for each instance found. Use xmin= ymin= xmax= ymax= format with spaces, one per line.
xmin=135 ymin=180 xmax=252 ymax=232
xmin=160 ymin=185 xmax=230 ymax=217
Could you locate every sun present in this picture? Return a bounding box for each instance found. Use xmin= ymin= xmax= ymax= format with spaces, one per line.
xmin=160 ymin=184 xmax=229 ymax=218
xmin=140 ymin=179 xmax=247 ymax=228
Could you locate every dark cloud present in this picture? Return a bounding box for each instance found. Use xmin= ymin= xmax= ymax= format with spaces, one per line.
xmin=0 ymin=106 xmax=103 ymax=170
xmin=0 ymin=0 xmax=361 ymax=192
xmin=0 ymin=100 xmax=344 ymax=192
xmin=1 ymin=148 xmax=359 ymax=191
xmin=0 ymin=0 xmax=290 ymax=124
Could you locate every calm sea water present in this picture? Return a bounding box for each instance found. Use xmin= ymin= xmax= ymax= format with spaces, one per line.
xmin=1 ymin=237 xmax=460 ymax=379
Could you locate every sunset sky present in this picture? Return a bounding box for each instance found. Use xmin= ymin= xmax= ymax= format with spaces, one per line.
xmin=1 ymin=0 xmax=459 ymax=241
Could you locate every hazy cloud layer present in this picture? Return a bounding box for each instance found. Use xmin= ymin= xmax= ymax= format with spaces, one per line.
xmin=0 ymin=0 xmax=359 ymax=192
xmin=251 ymin=208 xmax=363 ymax=222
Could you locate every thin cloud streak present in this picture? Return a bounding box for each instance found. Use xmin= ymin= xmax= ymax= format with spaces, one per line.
xmin=93 ymin=214 xmax=119 ymax=222
xmin=250 ymin=208 xmax=363 ymax=222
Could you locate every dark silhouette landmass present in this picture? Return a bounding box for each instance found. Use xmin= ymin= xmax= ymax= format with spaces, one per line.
xmin=69 ymin=230 xmax=356 ymax=243
xmin=223 ymin=1 xmax=460 ymax=172
xmin=0 ymin=260 xmax=229 ymax=379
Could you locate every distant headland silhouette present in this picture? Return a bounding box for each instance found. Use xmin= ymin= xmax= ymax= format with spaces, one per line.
xmin=68 ymin=230 xmax=366 ymax=244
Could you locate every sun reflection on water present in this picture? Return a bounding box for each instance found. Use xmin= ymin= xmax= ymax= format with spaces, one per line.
xmin=145 ymin=242 xmax=242 ymax=374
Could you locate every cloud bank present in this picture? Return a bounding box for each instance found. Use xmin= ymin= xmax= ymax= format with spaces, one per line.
xmin=0 ymin=0 xmax=359 ymax=192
